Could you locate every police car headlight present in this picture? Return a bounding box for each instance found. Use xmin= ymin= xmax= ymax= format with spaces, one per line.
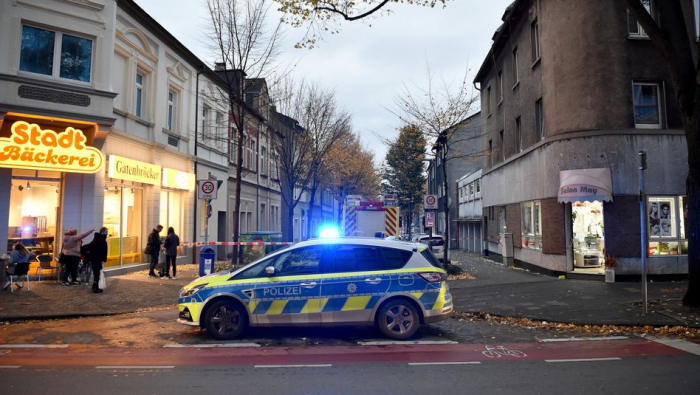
xmin=180 ymin=283 xmax=208 ymax=298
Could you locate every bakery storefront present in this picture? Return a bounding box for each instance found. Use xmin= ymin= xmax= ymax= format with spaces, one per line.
xmin=103 ymin=154 xmax=194 ymax=266
xmin=0 ymin=113 xmax=104 ymax=258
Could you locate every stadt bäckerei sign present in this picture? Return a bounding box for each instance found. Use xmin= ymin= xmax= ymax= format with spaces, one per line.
xmin=0 ymin=121 xmax=104 ymax=174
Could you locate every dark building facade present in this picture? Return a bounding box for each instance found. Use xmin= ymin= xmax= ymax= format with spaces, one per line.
xmin=475 ymin=0 xmax=691 ymax=276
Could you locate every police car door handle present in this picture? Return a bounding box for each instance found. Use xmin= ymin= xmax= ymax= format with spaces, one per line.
xmin=365 ymin=278 xmax=382 ymax=284
xmin=300 ymin=281 xmax=318 ymax=289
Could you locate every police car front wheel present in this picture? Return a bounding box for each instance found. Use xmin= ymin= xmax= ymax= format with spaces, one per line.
xmin=377 ymin=299 xmax=420 ymax=340
xmin=204 ymin=300 xmax=248 ymax=340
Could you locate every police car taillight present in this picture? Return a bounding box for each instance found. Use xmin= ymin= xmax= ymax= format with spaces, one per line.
xmin=418 ymin=272 xmax=447 ymax=283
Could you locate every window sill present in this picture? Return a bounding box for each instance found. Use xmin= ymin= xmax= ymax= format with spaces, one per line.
xmin=635 ymin=124 xmax=662 ymax=130
xmin=627 ymin=35 xmax=651 ymax=40
xmin=127 ymin=113 xmax=155 ymax=128
xmin=163 ymin=128 xmax=190 ymax=142
xmin=531 ymin=58 xmax=541 ymax=69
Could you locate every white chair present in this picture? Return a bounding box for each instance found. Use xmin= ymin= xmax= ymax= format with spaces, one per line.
xmin=35 ymin=254 xmax=57 ymax=282
xmin=7 ymin=261 xmax=30 ymax=292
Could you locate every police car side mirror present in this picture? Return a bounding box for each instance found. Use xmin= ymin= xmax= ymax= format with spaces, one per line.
xmin=265 ymin=266 xmax=275 ymax=276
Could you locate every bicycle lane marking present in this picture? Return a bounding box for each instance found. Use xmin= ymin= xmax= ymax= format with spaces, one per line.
xmin=0 ymin=338 xmax=687 ymax=367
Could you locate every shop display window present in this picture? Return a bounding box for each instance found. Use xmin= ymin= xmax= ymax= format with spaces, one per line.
xmin=160 ymin=189 xmax=184 ymax=243
xmin=521 ymin=201 xmax=542 ymax=250
xmin=648 ymin=196 xmax=687 ymax=256
xmin=571 ymin=201 xmax=605 ymax=268
xmin=7 ymin=175 xmax=60 ymax=257
xmin=103 ymin=184 xmax=143 ymax=266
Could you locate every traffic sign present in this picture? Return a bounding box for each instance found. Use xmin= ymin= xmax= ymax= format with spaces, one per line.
xmin=198 ymin=179 xmax=220 ymax=200
xmin=424 ymin=194 xmax=438 ymax=210
xmin=425 ymin=212 xmax=435 ymax=227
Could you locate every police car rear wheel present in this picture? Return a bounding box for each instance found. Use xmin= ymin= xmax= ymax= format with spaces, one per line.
xmin=377 ymin=299 xmax=419 ymax=340
xmin=205 ymin=300 xmax=248 ymax=340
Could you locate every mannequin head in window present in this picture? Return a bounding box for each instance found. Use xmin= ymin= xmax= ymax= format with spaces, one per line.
xmin=660 ymin=203 xmax=670 ymax=219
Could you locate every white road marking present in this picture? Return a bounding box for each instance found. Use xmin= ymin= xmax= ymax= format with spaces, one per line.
xmin=0 ymin=366 xmax=21 ymax=369
xmin=254 ymin=364 xmax=332 ymax=368
xmin=408 ymin=362 xmax=481 ymax=366
xmin=540 ymin=336 xmax=629 ymax=343
xmin=0 ymin=344 xmax=69 ymax=349
xmin=545 ymin=358 xmax=621 ymax=363
xmin=357 ymin=340 xmax=458 ymax=346
xmin=647 ymin=336 xmax=700 ymax=356
xmin=163 ymin=343 xmax=261 ymax=348
xmin=95 ymin=366 xmax=175 ymax=369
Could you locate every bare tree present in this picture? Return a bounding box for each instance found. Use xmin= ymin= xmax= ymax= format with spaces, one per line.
xmin=392 ymin=63 xmax=478 ymax=265
xmin=300 ymin=85 xmax=351 ymax=239
xmin=269 ymin=78 xmax=315 ymax=242
xmin=204 ymin=0 xmax=282 ymax=264
xmin=275 ymin=0 xmax=449 ymax=48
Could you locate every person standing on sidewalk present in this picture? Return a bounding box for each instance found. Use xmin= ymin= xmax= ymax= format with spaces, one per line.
xmin=146 ymin=225 xmax=163 ymax=278
xmin=61 ymin=228 xmax=93 ymax=286
xmin=85 ymin=227 xmax=108 ymax=293
xmin=163 ymin=227 xmax=179 ymax=279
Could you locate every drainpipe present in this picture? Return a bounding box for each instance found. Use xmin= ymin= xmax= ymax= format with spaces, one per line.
xmin=192 ymin=66 xmax=204 ymax=263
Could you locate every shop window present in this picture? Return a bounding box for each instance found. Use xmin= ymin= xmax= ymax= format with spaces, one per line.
xmin=20 ymin=24 xmax=93 ymax=82
xmin=160 ymin=190 xmax=184 ymax=243
xmin=7 ymin=176 xmax=60 ymax=256
xmin=571 ymin=201 xmax=606 ymax=268
xmin=648 ymin=196 xmax=687 ymax=256
xmin=103 ymin=185 xmax=143 ymax=266
xmin=521 ymin=201 xmax=542 ymax=250
xmin=632 ymin=82 xmax=662 ymax=128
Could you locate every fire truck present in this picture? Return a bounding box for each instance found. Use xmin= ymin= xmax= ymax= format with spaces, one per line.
xmin=342 ymin=195 xmax=400 ymax=238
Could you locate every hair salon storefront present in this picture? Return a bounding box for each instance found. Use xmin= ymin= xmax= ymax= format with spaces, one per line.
xmin=0 ymin=113 xmax=106 ymax=263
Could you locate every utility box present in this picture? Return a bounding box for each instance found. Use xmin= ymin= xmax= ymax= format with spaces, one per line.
xmin=499 ymin=232 xmax=514 ymax=267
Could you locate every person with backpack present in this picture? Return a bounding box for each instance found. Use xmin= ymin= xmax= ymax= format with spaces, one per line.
xmin=83 ymin=227 xmax=108 ymax=293
xmin=163 ymin=227 xmax=180 ymax=279
xmin=61 ymin=227 xmax=93 ymax=286
xmin=3 ymin=243 xmax=35 ymax=290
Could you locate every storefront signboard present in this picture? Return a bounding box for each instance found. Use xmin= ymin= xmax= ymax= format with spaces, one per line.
xmin=0 ymin=121 xmax=104 ymax=173
xmin=162 ymin=167 xmax=195 ymax=191
xmin=558 ymin=168 xmax=613 ymax=203
xmin=108 ymin=155 xmax=161 ymax=185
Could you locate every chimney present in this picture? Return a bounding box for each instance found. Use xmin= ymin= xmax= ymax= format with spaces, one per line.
xmin=214 ymin=62 xmax=226 ymax=71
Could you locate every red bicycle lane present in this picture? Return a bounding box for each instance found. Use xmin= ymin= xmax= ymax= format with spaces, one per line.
xmin=0 ymin=338 xmax=686 ymax=367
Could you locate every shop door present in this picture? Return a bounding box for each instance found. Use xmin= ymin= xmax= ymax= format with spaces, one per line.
xmin=571 ymin=201 xmax=605 ymax=270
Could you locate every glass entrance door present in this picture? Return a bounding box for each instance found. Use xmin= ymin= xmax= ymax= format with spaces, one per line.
xmin=103 ymin=184 xmax=143 ymax=266
xmin=572 ymin=201 xmax=605 ymax=270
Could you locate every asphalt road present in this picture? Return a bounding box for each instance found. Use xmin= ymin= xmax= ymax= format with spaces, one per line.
xmin=1 ymin=339 xmax=699 ymax=395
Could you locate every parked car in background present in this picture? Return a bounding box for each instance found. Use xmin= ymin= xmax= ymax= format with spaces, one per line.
xmin=413 ymin=234 xmax=445 ymax=261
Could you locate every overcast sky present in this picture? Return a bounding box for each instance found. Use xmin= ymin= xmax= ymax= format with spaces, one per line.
xmin=134 ymin=0 xmax=512 ymax=165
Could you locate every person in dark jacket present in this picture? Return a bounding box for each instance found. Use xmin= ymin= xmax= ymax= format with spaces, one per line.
xmin=163 ymin=227 xmax=180 ymax=279
xmin=146 ymin=225 xmax=163 ymax=278
xmin=85 ymin=227 xmax=109 ymax=293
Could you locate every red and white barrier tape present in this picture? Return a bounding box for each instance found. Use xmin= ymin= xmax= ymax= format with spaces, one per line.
xmin=182 ymin=241 xmax=294 ymax=248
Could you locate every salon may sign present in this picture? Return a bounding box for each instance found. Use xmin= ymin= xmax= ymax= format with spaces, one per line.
xmin=0 ymin=121 xmax=104 ymax=173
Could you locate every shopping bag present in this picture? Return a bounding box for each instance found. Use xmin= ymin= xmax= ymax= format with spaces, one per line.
xmin=98 ymin=269 xmax=106 ymax=290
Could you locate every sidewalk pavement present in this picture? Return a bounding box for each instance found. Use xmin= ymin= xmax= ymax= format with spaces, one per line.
xmin=1 ymin=253 xmax=699 ymax=328
xmin=449 ymin=250 xmax=700 ymax=328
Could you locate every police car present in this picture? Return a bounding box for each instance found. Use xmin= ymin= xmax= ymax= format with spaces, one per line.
xmin=178 ymin=237 xmax=453 ymax=340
